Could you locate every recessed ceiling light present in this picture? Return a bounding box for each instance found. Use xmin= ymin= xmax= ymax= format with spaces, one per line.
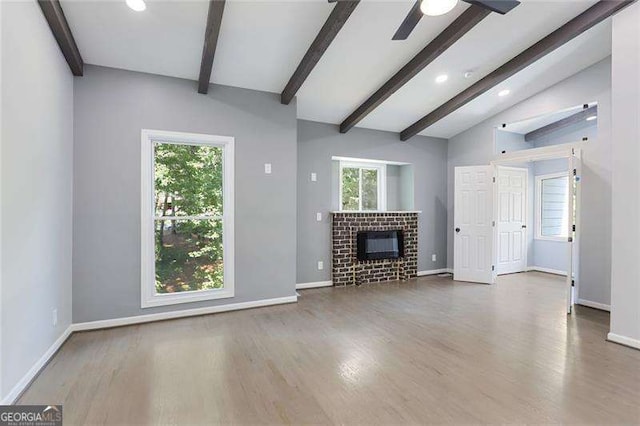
xmin=586 ymin=115 xmax=597 ymax=121
xmin=420 ymin=0 xmax=458 ymax=16
xmin=435 ymin=74 xmax=448 ymax=84
xmin=126 ymin=0 xmax=146 ymax=12
xmin=498 ymin=89 xmax=511 ymax=97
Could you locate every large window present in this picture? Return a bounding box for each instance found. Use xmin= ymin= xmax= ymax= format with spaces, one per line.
xmin=339 ymin=161 xmax=386 ymax=211
xmin=141 ymin=130 xmax=234 ymax=308
xmin=535 ymin=172 xmax=569 ymax=241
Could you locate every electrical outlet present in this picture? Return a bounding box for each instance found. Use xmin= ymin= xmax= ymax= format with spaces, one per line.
xmin=316 ymin=212 xmax=322 ymax=221
xmin=432 ymin=254 xmax=437 ymax=262
xmin=317 ymin=261 xmax=324 ymax=270
xmin=311 ymin=172 xmax=317 ymax=182
xmin=52 ymin=309 xmax=58 ymax=327
xmin=264 ymin=163 xmax=272 ymax=174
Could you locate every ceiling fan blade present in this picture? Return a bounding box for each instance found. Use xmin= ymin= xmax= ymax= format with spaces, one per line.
xmin=392 ymin=1 xmax=423 ymax=40
xmin=463 ymin=0 xmax=520 ymax=15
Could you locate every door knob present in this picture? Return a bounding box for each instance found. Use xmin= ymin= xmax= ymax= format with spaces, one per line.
xmin=522 ymin=225 xmax=527 ymax=229
xmin=455 ymin=227 xmax=461 ymax=233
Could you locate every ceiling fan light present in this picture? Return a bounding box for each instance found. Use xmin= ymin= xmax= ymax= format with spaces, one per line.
xmin=126 ymin=0 xmax=146 ymax=12
xmin=420 ymin=0 xmax=458 ymax=16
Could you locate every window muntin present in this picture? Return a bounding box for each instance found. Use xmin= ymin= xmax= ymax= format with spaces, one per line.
xmin=536 ymin=173 xmax=569 ymax=241
xmin=141 ymin=130 xmax=234 ymax=308
xmin=339 ymin=162 xmax=385 ymax=211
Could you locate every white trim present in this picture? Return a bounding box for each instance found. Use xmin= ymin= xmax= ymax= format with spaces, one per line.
xmin=576 ymin=299 xmax=611 ymax=312
xmin=491 ymin=142 xmax=586 ymax=165
xmin=526 ymin=266 xmax=567 ymax=276
xmin=338 ymin=160 xmax=387 ymax=212
xmin=535 ymin=171 xmax=570 ymax=242
xmin=417 ymin=268 xmax=453 ymax=276
xmin=1 ymin=326 xmax=73 ymax=405
xmin=140 ymin=129 xmax=235 ymax=309
xmin=607 ymin=333 xmax=640 ymax=350
xmin=296 ymin=281 xmax=333 ymax=289
xmin=73 ymin=296 xmax=298 ymax=332
xmin=331 ymin=156 xmax=410 ymax=166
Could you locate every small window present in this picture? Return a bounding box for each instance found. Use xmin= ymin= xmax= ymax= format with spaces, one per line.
xmin=339 ymin=161 xmax=386 ymax=211
xmin=141 ymin=130 xmax=234 ymax=308
xmin=536 ymin=172 xmax=569 ymax=241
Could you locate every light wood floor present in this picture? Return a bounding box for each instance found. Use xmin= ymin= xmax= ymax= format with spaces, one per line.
xmin=20 ymin=272 xmax=640 ymax=425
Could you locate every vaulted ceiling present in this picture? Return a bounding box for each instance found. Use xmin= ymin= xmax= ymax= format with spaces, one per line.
xmin=60 ymin=0 xmax=614 ymax=139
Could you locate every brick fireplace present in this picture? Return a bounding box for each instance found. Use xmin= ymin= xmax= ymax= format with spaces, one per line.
xmin=331 ymin=212 xmax=419 ymax=286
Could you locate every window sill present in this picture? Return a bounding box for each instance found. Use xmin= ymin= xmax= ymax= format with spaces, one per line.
xmin=141 ymin=288 xmax=234 ymax=309
xmin=534 ymin=236 xmax=568 ymax=242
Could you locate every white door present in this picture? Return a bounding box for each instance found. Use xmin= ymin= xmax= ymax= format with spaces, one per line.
xmin=566 ymin=152 xmax=580 ymax=314
xmin=454 ymin=166 xmax=494 ymax=284
xmin=496 ymin=167 xmax=527 ymax=275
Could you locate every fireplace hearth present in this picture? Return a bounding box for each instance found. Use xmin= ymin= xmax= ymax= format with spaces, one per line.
xmin=331 ymin=211 xmax=419 ymax=286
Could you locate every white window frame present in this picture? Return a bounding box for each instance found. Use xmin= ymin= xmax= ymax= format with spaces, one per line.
xmin=141 ymin=129 xmax=235 ymax=308
xmin=338 ymin=161 xmax=387 ymax=212
xmin=535 ymin=171 xmax=569 ymax=242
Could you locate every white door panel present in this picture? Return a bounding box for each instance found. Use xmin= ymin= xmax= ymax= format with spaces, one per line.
xmin=454 ymin=166 xmax=494 ymax=284
xmin=496 ymin=167 xmax=528 ymax=275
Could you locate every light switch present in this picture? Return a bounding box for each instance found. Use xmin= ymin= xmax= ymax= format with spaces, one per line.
xmin=432 ymin=254 xmax=437 ymax=262
xmin=311 ymin=172 xmax=317 ymax=182
xmin=316 ymin=212 xmax=322 ymax=221
xmin=264 ymin=163 xmax=272 ymax=174
xmin=317 ymin=261 xmax=324 ymax=270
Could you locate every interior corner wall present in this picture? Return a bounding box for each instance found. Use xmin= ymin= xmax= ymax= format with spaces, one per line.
xmin=72 ymin=65 xmax=298 ymax=323
xmin=1 ymin=1 xmax=74 ymax=399
xmin=447 ymin=57 xmax=612 ymax=307
xmin=610 ymin=2 xmax=640 ymax=346
xmin=296 ymin=120 xmax=448 ymax=285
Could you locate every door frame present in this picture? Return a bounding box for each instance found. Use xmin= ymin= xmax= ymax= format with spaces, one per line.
xmin=495 ymin=165 xmax=529 ymax=275
xmin=490 ymin=143 xmax=583 ymax=312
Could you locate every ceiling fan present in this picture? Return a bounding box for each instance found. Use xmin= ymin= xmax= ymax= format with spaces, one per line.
xmin=391 ymin=0 xmax=520 ymax=40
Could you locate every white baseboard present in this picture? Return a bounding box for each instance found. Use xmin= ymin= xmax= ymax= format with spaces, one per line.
xmin=1 ymin=295 xmax=298 ymax=404
xmin=296 ymin=281 xmax=333 ymax=289
xmin=1 ymin=326 xmax=74 ymax=405
xmin=72 ymin=295 xmax=298 ymax=332
xmin=576 ymin=298 xmax=611 ymax=312
xmin=607 ymin=333 xmax=640 ymax=350
xmin=526 ymin=266 xmax=567 ymax=276
xmin=418 ymin=268 xmax=452 ymax=276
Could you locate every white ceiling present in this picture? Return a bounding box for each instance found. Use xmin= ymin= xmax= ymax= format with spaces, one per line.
xmin=502 ymin=101 xmax=597 ymax=134
xmin=61 ymin=0 xmax=613 ymax=139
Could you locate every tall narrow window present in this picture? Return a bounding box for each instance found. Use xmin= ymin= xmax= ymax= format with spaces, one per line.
xmin=339 ymin=161 xmax=386 ymax=211
xmin=535 ymin=172 xmax=569 ymax=241
xmin=141 ymin=130 xmax=234 ymax=308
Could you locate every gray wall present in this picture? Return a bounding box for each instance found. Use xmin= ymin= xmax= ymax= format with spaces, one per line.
xmin=1 ymin=1 xmax=73 ymax=399
xmin=495 ymin=130 xmax=532 ymax=153
xmin=532 ymin=120 xmax=597 ymax=149
xmin=297 ymin=120 xmax=448 ymax=284
xmin=448 ymin=58 xmax=613 ymax=307
xmin=73 ymin=65 xmax=297 ymax=322
xmin=610 ymin=2 xmax=640 ymax=343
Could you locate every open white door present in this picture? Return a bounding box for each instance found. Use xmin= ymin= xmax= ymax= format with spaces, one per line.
xmin=566 ymin=151 xmax=581 ymax=314
xmin=454 ymin=166 xmax=494 ymax=284
xmin=496 ymin=167 xmax=528 ymax=275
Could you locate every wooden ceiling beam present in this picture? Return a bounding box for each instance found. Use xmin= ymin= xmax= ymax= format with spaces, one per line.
xmin=281 ymin=0 xmax=360 ymax=105
xmin=400 ymin=0 xmax=635 ymax=141
xmin=198 ymin=0 xmax=226 ymax=94
xmin=525 ymin=105 xmax=597 ymax=142
xmin=340 ymin=5 xmax=490 ymax=133
xmin=37 ymin=0 xmax=84 ymax=76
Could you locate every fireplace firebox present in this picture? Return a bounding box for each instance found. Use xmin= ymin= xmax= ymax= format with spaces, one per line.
xmin=357 ymin=230 xmax=404 ymax=261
